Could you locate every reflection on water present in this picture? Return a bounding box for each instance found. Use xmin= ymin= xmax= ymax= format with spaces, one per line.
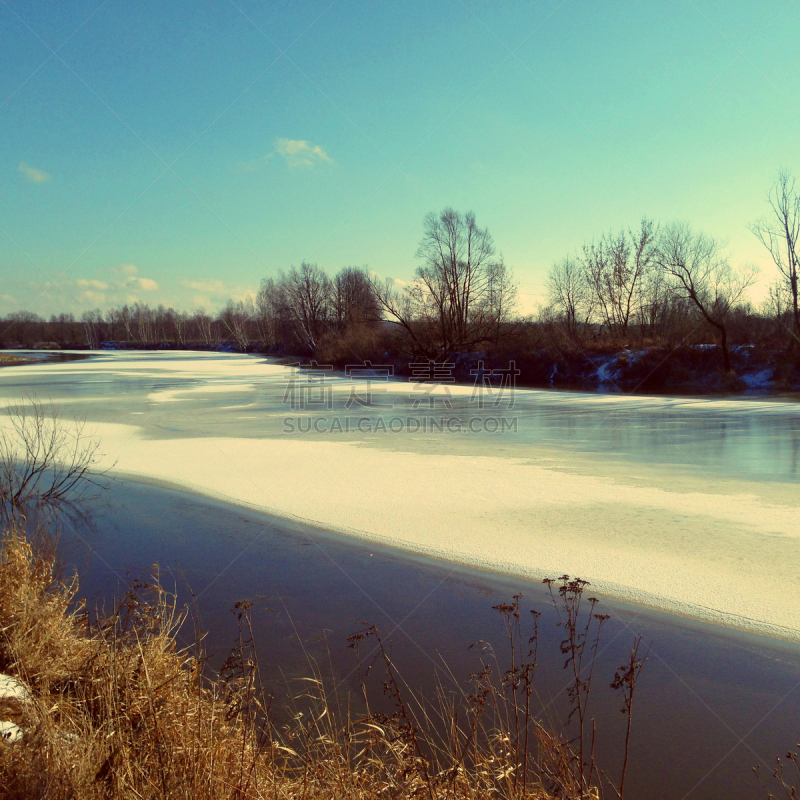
xmin=0 ymin=350 xmax=91 ymax=367
xmin=511 ymin=395 xmax=800 ymax=480
xmin=58 ymin=476 xmax=800 ymax=800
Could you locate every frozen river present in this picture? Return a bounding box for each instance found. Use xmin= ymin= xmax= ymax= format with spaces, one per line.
xmin=1 ymin=350 xmax=798 ymax=640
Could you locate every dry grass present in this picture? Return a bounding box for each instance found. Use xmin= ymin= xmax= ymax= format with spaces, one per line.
xmin=0 ymin=525 xmax=591 ymax=800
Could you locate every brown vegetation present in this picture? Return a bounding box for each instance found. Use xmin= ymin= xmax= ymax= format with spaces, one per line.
xmin=0 ymin=524 xmax=615 ymax=799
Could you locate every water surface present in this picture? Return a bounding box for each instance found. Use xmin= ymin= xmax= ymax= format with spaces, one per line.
xmin=59 ymin=476 xmax=800 ymax=800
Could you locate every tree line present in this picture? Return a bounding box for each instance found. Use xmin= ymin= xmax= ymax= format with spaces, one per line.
xmin=543 ymin=170 xmax=799 ymax=369
xmin=3 ymin=209 xmax=519 ymax=366
xmin=3 ymin=171 xmax=799 ymax=376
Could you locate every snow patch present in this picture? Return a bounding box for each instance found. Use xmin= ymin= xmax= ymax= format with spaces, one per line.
xmin=742 ymin=369 xmax=774 ymax=390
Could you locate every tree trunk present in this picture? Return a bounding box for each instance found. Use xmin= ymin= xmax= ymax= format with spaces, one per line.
xmin=712 ymin=320 xmax=731 ymax=372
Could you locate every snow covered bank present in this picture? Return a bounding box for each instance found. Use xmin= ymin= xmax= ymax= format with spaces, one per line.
xmin=1 ymin=351 xmax=798 ymax=641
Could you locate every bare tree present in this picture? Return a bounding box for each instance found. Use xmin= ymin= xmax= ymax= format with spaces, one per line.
xmin=655 ymin=223 xmax=757 ymax=371
xmin=171 ymin=309 xmax=190 ymax=346
xmin=0 ymin=398 xmax=106 ymax=522
xmin=255 ymin=278 xmax=283 ymax=349
xmin=191 ymin=308 xmax=215 ymax=346
xmin=482 ymin=257 xmax=518 ymax=342
xmin=634 ymin=266 xmax=694 ymax=345
xmin=368 ymin=275 xmax=428 ymax=356
xmin=764 ymin=277 xmax=792 ymax=319
xmin=367 ymin=211 xmax=517 ymax=358
xmin=279 ymin=262 xmax=332 ymax=352
xmin=331 ymin=267 xmax=381 ymax=330
xmin=414 ymin=208 xmax=507 ymax=355
xmin=581 ymin=219 xmax=656 ymax=338
xmin=104 ymin=307 xmax=121 ymax=342
xmin=379 ymin=208 xmax=517 ymax=358
xmin=81 ymin=309 xmax=103 ymax=349
xmin=220 ymin=298 xmax=253 ymax=351
xmin=547 ymin=256 xmax=591 ymax=336
xmin=750 ymin=169 xmax=800 ymax=342
xmin=117 ymin=304 xmax=136 ymax=345
xmin=48 ymin=312 xmax=82 ymax=347
xmin=133 ymin=303 xmax=155 ymax=345
xmin=155 ymin=306 xmax=167 ymax=342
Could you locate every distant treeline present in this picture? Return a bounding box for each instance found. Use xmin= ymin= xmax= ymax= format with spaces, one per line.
xmin=3 ymin=175 xmax=799 ymax=389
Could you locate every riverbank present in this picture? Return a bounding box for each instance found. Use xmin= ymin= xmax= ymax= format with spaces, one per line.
xmin=510 ymin=343 xmax=800 ymax=395
xmin=2 ymin=519 xmax=582 ymax=800
xmin=0 ymin=350 xmax=91 ymax=368
xmin=4 ymin=343 xmax=799 ymax=397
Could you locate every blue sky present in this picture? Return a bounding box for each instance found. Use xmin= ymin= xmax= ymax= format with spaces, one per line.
xmin=1 ymin=0 xmax=798 ymax=317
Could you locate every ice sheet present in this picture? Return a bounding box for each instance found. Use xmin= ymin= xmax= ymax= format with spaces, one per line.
xmin=1 ymin=350 xmax=798 ymax=640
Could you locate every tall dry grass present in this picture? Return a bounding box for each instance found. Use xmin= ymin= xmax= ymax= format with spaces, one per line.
xmin=0 ymin=524 xmax=594 ymax=800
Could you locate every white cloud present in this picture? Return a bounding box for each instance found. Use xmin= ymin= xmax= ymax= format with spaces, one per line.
xmin=77 ymin=279 xmax=109 ymax=290
xmin=182 ymin=278 xmax=227 ymax=294
xmin=80 ymin=290 xmax=106 ymax=304
xmin=182 ymin=280 xmax=257 ymax=306
xmin=18 ymin=162 xmax=51 ymax=183
xmin=274 ymin=138 xmax=333 ymax=168
xmin=106 ymin=264 xmax=157 ymax=291
xmin=127 ymin=277 xmax=158 ymax=291
xmin=231 ymin=288 xmax=257 ymax=304
xmin=72 ymin=265 xmax=157 ymax=301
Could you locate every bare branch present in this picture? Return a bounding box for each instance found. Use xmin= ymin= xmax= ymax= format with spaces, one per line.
xmin=0 ymin=397 xmax=109 ymax=522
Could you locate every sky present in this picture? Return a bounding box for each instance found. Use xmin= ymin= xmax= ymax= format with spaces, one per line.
xmin=1 ymin=0 xmax=798 ymax=318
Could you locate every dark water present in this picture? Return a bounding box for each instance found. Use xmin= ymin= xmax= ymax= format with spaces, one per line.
xmin=0 ymin=350 xmax=90 ymax=367
xmin=58 ymin=477 xmax=800 ymax=800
